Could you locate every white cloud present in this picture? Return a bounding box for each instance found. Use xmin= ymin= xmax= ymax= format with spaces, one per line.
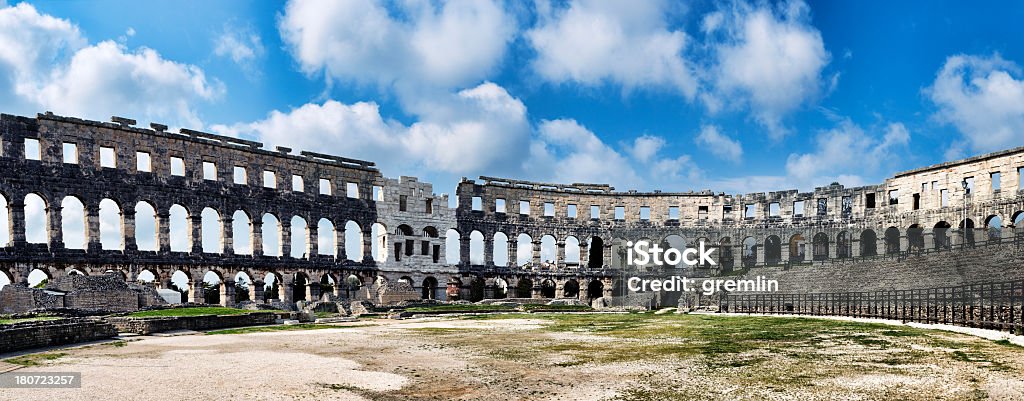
xmin=694 ymin=124 xmax=743 ymax=162
xmin=214 ymin=23 xmax=265 ymax=79
xmin=528 ymin=119 xmax=642 ymax=186
xmin=628 ymin=135 xmax=666 ymax=162
xmin=0 ymin=3 xmax=223 ymax=129
xmin=706 ymin=0 xmax=830 ymax=138
xmin=526 ymin=0 xmax=697 ymax=98
xmin=278 ymin=0 xmax=515 ymax=99
xmin=785 ymin=121 xmax=909 ymax=188
xmin=927 ymin=54 xmax=1024 ymax=153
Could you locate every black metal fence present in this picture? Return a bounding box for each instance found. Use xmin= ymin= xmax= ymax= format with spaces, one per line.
xmin=721 ymin=280 xmax=1024 ymax=334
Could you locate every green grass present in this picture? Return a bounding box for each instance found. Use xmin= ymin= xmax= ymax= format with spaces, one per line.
xmin=520 ymin=304 xmax=594 ymax=312
xmin=0 ymin=316 xmax=61 ymax=325
xmin=405 ymin=304 xmax=517 ymax=313
xmin=205 ymin=324 xmax=337 ymax=335
xmin=4 ymin=352 xmax=67 ymax=366
xmin=126 ymin=307 xmax=277 ymax=318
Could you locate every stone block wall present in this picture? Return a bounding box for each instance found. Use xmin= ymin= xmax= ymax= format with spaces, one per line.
xmin=106 ymin=312 xmax=277 ymax=335
xmin=0 ymin=318 xmax=117 ymax=353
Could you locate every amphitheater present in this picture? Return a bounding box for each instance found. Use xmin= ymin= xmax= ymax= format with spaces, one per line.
xmin=0 ymin=112 xmax=1022 ymax=326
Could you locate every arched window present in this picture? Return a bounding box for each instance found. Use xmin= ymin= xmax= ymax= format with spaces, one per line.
xmin=61 ymin=196 xmax=87 ymax=249
xmin=232 ymin=210 xmax=252 ymax=255
xmin=24 ymin=193 xmax=48 ymax=244
xmin=169 ymin=204 xmax=189 ymax=252
xmin=262 ymin=214 xmax=282 ymax=256
xmin=201 ymin=208 xmax=222 ymax=253
xmin=135 ymin=201 xmax=158 ymax=251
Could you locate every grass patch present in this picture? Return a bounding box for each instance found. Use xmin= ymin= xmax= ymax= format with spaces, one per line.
xmin=405 ymin=304 xmax=517 ymax=313
xmin=127 ymin=307 xmax=275 ymax=318
xmin=4 ymin=352 xmax=67 ymax=366
xmin=205 ymin=324 xmax=336 ymax=335
xmin=0 ymin=316 xmax=61 ymax=325
xmin=520 ymin=304 xmax=593 ymax=312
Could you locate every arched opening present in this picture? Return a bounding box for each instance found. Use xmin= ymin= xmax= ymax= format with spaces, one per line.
xmin=469 ymin=276 xmax=485 ymax=301
xmin=540 ymin=279 xmax=556 ymax=298
xmin=104 ymin=269 xmax=126 ymax=281
xmin=201 ymin=207 xmax=222 ymax=253
xmin=170 ymin=270 xmax=191 ymax=302
xmin=345 ymin=274 xmax=361 ymax=299
xmin=422 ymin=276 xmax=438 ymax=300
xmin=663 ymin=235 xmax=686 ymax=268
xmin=345 ymin=221 xmax=363 ymax=261
xmin=61 ymin=196 xmax=87 ymax=249
xmin=1 ymin=269 xmax=13 ymax=289
xmin=293 ymin=273 xmax=309 ymax=302
xmin=764 ymin=235 xmax=781 ymax=265
xmin=469 ymin=230 xmax=484 ymax=265
xmin=884 ymin=227 xmax=901 ymax=254
xmin=262 ymin=213 xmax=282 ymax=256
xmin=742 ymin=237 xmax=757 ymax=268
xmin=516 ymin=233 xmax=533 ymax=265
xmin=985 ymin=215 xmax=1002 ymax=243
xmin=202 ymin=271 xmax=223 ymax=305
xmin=836 ymin=231 xmax=851 ymax=258
xmin=67 ymin=268 xmax=86 ymax=276
xmin=371 ymin=222 xmax=387 ymax=262
xmin=812 ymin=233 xmax=829 ymax=260
xmin=234 ymin=272 xmax=252 ymax=303
xmin=317 ymin=218 xmax=336 ymax=256
xmin=232 ymin=210 xmax=252 ymax=255
xmin=563 ymin=279 xmax=580 ymax=298
xmin=587 ymin=279 xmax=604 ymax=299
xmin=907 ymin=224 xmax=924 ymax=252
xmin=396 ymin=224 xmax=414 ymax=236
xmin=788 ymin=234 xmax=806 ymax=262
xmin=0 ymin=194 xmax=9 ymax=246
xmin=319 ymin=274 xmax=336 ymax=300
xmin=135 ymin=201 xmax=158 ymax=251
xmin=719 ymin=237 xmax=734 ymax=270
xmin=27 ymin=268 xmax=50 ymax=288
xmin=137 ymin=270 xmax=156 ymax=284
xmin=933 ymin=221 xmax=952 ymax=250
xmin=587 ymin=236 xmax=604 ymax=269
xmin=168 ymin=204 xmax=189 ymax=252
xmin=540 ymin=235 xmax=556 ymax=266
xmin=445 ymin=229 xmax=461 ymax=265
xmin=24 ymin=193 xmax=48 ymax=244
xmin=263 ymin=272 xmax=281 ymax=301
xmin=291 ymin=216 xmax=308 ymax=258
xmin=959 ymin=218 xmax=975 ymax=247
xmin=423 ymin=226 xmax=439 ymax=238
xmin=565 ymin=236 xmax=580 ymax=265
xmin=1014 ymin=212 xmax=1024 ymax=241
xmin=860 ymin=229 xmax=877 ymax=256
xmin=493 ymin=278 xmax=508 ymax=299
xmin=493 ymin=232 xmax=509 ymax=266
xmin=99 ymin=198 xmax=123 ymax=250
xmin=516 ymin=277 xmax=533 ymax=298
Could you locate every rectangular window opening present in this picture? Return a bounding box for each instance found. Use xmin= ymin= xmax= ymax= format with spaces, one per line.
xmin=202 ymin=161 xmax=217 ymax=181
xmin=668 ymin=206 xmax=679 ymax=220
xmin=402 ymin=195 xmax=411 ymax=212
xmin=292 ymin=175 xmax=304 ymax=192
xmin=347 ymin=182 xmax=359 ymax=198
xmin=614 ymin=206 xmax=625 ymax=220
xmin=793 ymin=201 xmax=805 ymax=217
xmin=768 ymin=202 xmax=780 ymax=217
xmin=100 ymin=146 xmax=116 ymax=168
xmin=991 ymin=172 xmax=1001 ymax=192
xmin=263 ymin=171 xmax=277 ymax=188
xmin=519 ymin=200 xmax=530 ymax=215
xmin=170 ymin=157 xmax=185 ymax=176
xmin=24 ymin=138 xmax=40 ymax=161
xmin=495 ymin=198 xmax=506 ymax=213
xmin=425 ymin=199 xmax=433 ymax=214
xmin=567 ymin=204 xmax=577 ymax=218
xmin=319 ymin=178 xmax=331 ymax=195
xmin=372 ymin=185 xmax=383 ymax=201
xmin=590 ymin=205 xmax=600 ymax=219
xmin=639 ymin=206 xmax=650 ymax=220
xmin=136 ymin=152 xmax=151 ymax=172
xmin=62 ymin=142 xmax=77 ymax=164
xmin=234 ymin=166 xmax=247 ymax=185
xmin=888 ymin=190 xmax=899 ymax=205
xmin=744 ymin=204 xmax=755 ymax=219
xmin=544 ymin=202 xmax=554 ymax=217
xmin=865 ymin=193 xmax=876 ymax=209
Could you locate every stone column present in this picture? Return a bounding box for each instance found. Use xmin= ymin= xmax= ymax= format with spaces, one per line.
xmin=336 ymin=226 xmax=347 ymax=260
xmin=252 ymin=280 xmax=265 ymax=303
xmin=579 ymin=240 xmax=589 ymax=268
xmin=122 ymin=204 xmax=136 ymax=252
xmin=556 ymin=241 xmax=566 ymax=267
xmin=899 ymin=234 xmax=908 ymax=253
xmin=532 ymin=240 xmax=542 ymax=265
xmin=157 ymin=212 xmax=171 ymax=253
xmin=251 ymin=219 xmax=264 ymax=256
xmin=282 ymin=278 xmax=295 ymax=304
xmin=876 ymin=236 xmax=886 ymax=255
xmin=603 ymin=244 xmax=613 ymax=268
xmin=192 ymin=280 xmax=205 ymax=303
xmin=47 ymin=204 xmax=63 ymax=250
xmin=362 ymin=227 xmax=374 ymax=262
xmin=483 ymin=237 xmax=494 ymax=266
xmin=221 ymin=215 xmax=234 ymax=255
xmin=459 ymin=236 xmax=471 ymax=265
xmin=87 ymin=205 xmax=102 ymax=252
xmin=851 ymin=238 xmax=861 ymax=257
xmin=307 ymin=223 xmax=318 ymax=258
xmin=8 ymin=199 xmax=25 ymax=247
xmin=223 ymin=280 xmax=236 ymax=307
xmin=803 ymin=242 xmax=813 ymax=262
xmin=189 ymin=215 xmax=203 ymax=254
xmin=779 ymin=244 xmax=789 ymax=264
xmin=281 ymin=219 xmax=292 ymax=258
xmin=923 ymin=229 xmax=934 ymax=252
xmin=755 ymin=242 xmax=765 ymax=266
xmin=309 ymin=281 xmax=321 ymax=301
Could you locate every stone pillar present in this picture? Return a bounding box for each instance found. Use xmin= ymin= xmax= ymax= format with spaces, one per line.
xmin=556 ymin=241 xmax=566 ymax=267
xmin=192 ymin=280 xmax=205 ymax=303
xmin=309 ymin=281 xmax=321 ymax=301
xmin=221 ymin=215 xmax=234 ymax=255
xmin=362 ymin=227 xmax=374 ymax=262
xmin=86 ymin=206 xmax=102 ymax=252
xmin=9 ymin=200 xmax=26 ymax=247
xmin=336 ymin=226 xmax=347 ymax=260
xmin=189 ymin=215 xmax=202 ymax=254
xmin=459 ymin=236 xmax=471 ymax=265
xmin=223 ymin=280 xmax=236 ymax=307
xmin=157 ymin=212 xmax=171 ymax=253
xmin=47 ymin=204 xmax=63 ymax=250
xmin=803 ymin=242 xmax=813 ymax=262
xmin=282 ymin=277 xmax=295 ymax=303
xmin=876 ymin=236 xmax=886 ymax=255
xmin=923 ymin=229 xmax=934 ymax=251
xmin=603 ymin=244 xmax=613 ymax=268
xmin=483 ymin=237 xmax=494 ymax=266
xmin=579 ymin=240 xmax=589 ymax=268
xmin=307 ymin=223 xmax=318 ymax=258
xmin=779 ymin=244 xmax=789 ymax=264
xmin=899 ymin=234 xmax=908 ymax=253
xmin=755 ymin=242 xmax=765 ymax=266
xmin=122 ymin=204 xmax=136 ymax=252
xmin=281 ymin=219 xmax=292 ymax=258
xmin=532 ymin=240 xmax=542 ymax=265
xmin=253 ymin=280 xmax=265 ymax=303
xmin=851 ymin=239 xmax=861 ymax=257
xmin=507 ymin=240 xmax=517 ymax=267
xmin=251 ymin=219 xmax=264 ymax=256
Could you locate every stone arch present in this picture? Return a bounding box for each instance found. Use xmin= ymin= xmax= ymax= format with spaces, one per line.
xmin=959 ymin=218 xmax=976 ymax=247
xmin=493 ymin=232 xmax=509 ymax=266
xmin=170 ymin=270 xmax=191 ymax=301
xmin=27 ymin=267 xmax=50 ymax=288
xmin=788 ymin=234 xmax=806 ymax=262
xmin=933 ymin=221 xmax=952 ymax=249
xmin=0 ymin=193 xmax=9 ymax=247
xmin=860 ymin=229 xmax=877 ymax=256
xmin=563 ymin=279 xmax=580 ymax=298
xmin=234 ymin=271 xmax=253 ymax=303
xmin=346 ymin=221 xmax=363 ymax=261
xmin=135 ymin=201 xmax=158 ymax=251
xmin=262 ymin=213 xmax=282 ymax=257
xmin=516 ymin=277 xmax=533 ymax=298
xmin=61 ymin=196 xmax=87 ymax=249
xmin=232 ymin=210 xmax=253 ymax=255
xmin=291 ymin=215 xmax=309 ymax=259
xmin=445 ymin=229 xmax=461 ymax=265
xmin=493 ymin=277 xmax=508 ymax=299
xmin=516 ymin=233 xmax=533 ymax=265
xmin=540 ymin=235 xmax=556 ymax=265
xmin=836 ymin=231 xmax=851 ymax=258
xmin=317 ymin=218 xmax=336 ymax=256
xmin=201 ymin=207 xmax=222 ymax=254
xmin=469 ymin=230 xmax=484 ymax=265
xmin=985 ymin=215 xmax=1002 ymax=243
xmin=540 ymin=279 xmax=556 ymax=298
xmin=396 ymin=224 xmax=414 ymax=236
xmin=884 ymin=226 xmax=901 ymax=254
xmin=293 ymin=272 xmax=311 ymax=302
xmin=565 ymin=236 xmax=580 ymax=264
xmin=587 ymin=236 xmax=604 ymax=269
xmin=422 ymin=276 xmax=439 ymax=300
xmin=2 ymin=268 xmax=15 ymax=288
xmin=423 ymin=226 xmax=439 ymax=238
xmin=99 ymin=198 xmax=123 ymax=250
xmin=907 ymin=224 xmax=924 ymax=252
xmin=741 ymin=236 xmax=757 ymax=268
xmin=168 ymin=204 xmax=190 ymax=252
xmin=718 ymin=237 xmax=734 ymax=270
xmin=104 ymin=269 xmax=127 ymax=281
xmin=136 ymin=269 xmax=157 ymax=284
xmin=371 ymin=222 xmax=387 ymax=262
xmin=587 ymin=279 xmax=604 ymax=299
xmin=319 ymin=273 xmax=336 ymax=299
xmin=263 ymin=272 xmax=282 ymax=301
xmin=812 ymin=232 xmax=829 ymax=260
xmin=24 ymin=193 xmax=48 ymax=244
xmin=469 ymin=275 xmax=485 ymax=301
xmin=202 ymin=270 xmax=225 ymax=305
xmin=764 ymin=235 xmax=782 ymax=265
xmin=1013 ymin=211 xmax=1024 ymax=240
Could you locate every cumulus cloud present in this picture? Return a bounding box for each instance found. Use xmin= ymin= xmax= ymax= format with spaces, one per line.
xmin=0 ymin=3 xmax=223 ymax=128
xmin=705 ymin=0 xmax=830 ymax=137
xmin=528 ymin=119 xmax=643 ymax=186
xmin=927 ymin=54 xmax=1024 ymax=153
xmin=278 ymin=0 xmax=515 ymax=101
xmin=214 ymin=23 xmax=265 ymax=79
xmin=526 ymin=0 xmax=697 ymax=98
xmin=628 ymin=135 xmax=666 ymax=163
xmin=694 ymin=124 xmax=743 ymax=162
xmin=785 ymin=121 xmax=909 ymax=187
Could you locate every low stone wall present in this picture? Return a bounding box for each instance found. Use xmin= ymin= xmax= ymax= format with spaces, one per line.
xmin=106 ymin=313 xmax=278 ymax=335
xmin=0 ymin=318 xmax=118 ymax=354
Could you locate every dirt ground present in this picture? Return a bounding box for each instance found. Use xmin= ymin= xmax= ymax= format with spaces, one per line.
xmin=3 ymin=313 xmax=1024 ymax=400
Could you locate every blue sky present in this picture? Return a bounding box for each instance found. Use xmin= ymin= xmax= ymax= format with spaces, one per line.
xmin=3 ymin=0 xmax=1024 ymax=199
